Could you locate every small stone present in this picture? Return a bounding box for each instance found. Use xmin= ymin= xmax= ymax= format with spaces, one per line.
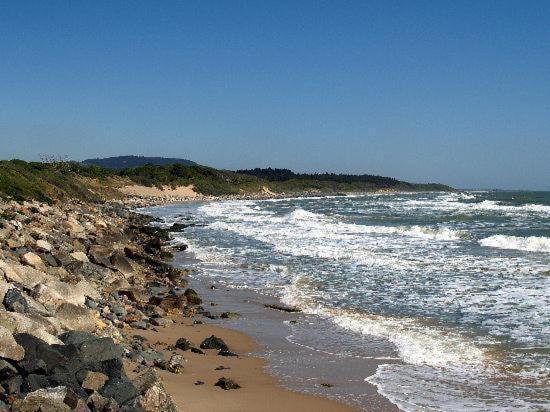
xmin=174 ymin=338 xmax=191 ymax=351
xmin=218 ymin=349 xmax=238 ymax=357
xmin=35 ymin=239 xmax=52 ymax=253
xmin=215 ymin=366 xmax=230 ymax=371
xmin=194 ymin=380 xmax=205 ymax=385
xmin=167 ymin=354 xmax=186 ymax=374
xmin=220 ymin=312 xmax=240 ymax=319
xmin=214 ymin=377 xmax=241 ymax=390
xmin=20 ymin=252 xmax=44 ymax=269
xmin=70 ymin=251 xmax=89 ymax=263
xmin=190 ymin=347 xmax=205 ymax=355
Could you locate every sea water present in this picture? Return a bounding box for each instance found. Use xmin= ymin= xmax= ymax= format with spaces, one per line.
xmin=144 ymin=191 xmax=550 ymax=411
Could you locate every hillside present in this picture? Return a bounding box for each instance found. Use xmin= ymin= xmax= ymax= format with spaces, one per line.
xmin=82 ymin=155 xmax=197 ymax=169
xmin=0 ymin=160 xmax=453 ymax=203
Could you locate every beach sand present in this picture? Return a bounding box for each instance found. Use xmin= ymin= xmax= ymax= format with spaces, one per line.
xmin=131 ymin=317 xmax=358 ymax=412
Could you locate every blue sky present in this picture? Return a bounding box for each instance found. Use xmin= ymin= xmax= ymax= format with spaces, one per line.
xmin=1 ymin=1 xmax=549 ymax=189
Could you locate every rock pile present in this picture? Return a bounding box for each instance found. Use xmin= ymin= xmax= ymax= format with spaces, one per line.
xmin=0 ymin=199 xmax=203 ymax=410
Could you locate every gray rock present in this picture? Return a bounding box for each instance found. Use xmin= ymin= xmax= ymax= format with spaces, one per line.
xmin=2 ymin=288 xmax=29 ymax=313
xmin=129 ymin=369 xmax=177 ymax=412
xmin=214 ymin=377 xmax=241 ymax=390
xmin=200 ymin=335 xmax=228 ymax=351
xmin=12 ymin=386 xmax=71 ymax=412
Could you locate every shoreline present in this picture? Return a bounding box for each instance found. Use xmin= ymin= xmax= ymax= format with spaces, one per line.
xmin=139 ymin=197 xmax=402 ymax=411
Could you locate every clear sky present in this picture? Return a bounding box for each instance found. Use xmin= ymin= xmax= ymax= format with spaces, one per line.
xmin=1 ymin=1 xmax=549 ymax=189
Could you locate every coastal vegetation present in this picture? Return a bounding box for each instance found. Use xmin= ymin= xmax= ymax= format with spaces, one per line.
xmin=0 ymin=159 xmax=452 ymax=203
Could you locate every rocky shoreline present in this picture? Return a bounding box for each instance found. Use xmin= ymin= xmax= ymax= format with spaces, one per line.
xmin=0 ymin=198 xmax=228 ymax=411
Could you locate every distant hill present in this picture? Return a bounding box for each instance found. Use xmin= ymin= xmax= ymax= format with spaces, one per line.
xmin=82 ymin=155 xmax=197 ymax=170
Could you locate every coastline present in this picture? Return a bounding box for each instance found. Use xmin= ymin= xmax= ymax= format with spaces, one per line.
xmin=137 ymin=195 xmax=402 ymax=411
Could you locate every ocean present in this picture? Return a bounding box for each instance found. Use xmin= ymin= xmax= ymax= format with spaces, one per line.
xmin=144 ymin=191 xmax=549 ymax=411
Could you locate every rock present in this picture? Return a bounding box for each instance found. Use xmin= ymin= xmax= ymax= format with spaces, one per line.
xmin=129 ymin=369 xmax=177 ymax=412
xmin=78 ymin=337 xmax=124 ymax=363
xmin=3 ymin=288 xmax=29 ymax=313
xmin=87 ymin=245 xmax=113 ymax=267
xmin=150 ymin=317 xmax=169 ymax=327
xmin=218 ymin=349 xmax=238 ymax=357
xmin=0 ymin=326 xmax=25 ymax=361
xmin=110 ymin=304 xmax=127 ymax=318
xmin=22 ymin=373 xmax=50 ymax=392
xmin=190 ymin=347 xmax=205 ymax=355
xmin=100 ymin=377 xmax=139 ymax=406
xmin=35 ymin=239 xmax=52 ymax=253
xmin=0 ymin=261 xmax=51 ymax=289
xmin=0 ymin=359 xmax=18 ymax=381
xmin=58 ymin=331 xmax=97 ymax=346
xmin=131 ymin=321 xmax=147 ymax=330
xmin=174 ymin=338 xmax=191 ymax=351
xmin=183 ymin=288 xmax=202 ymax=305
xmin=110 ymin=253 xmax=134 ymax=277
xmin=157 ymin=295 xmax=186 ymax=314
xmin=12 ymin=386 xmax=71 ymax=412
xmin=264 ymin=303 xmax=301 ymax=313
xmin=214 ymin=377 xmax=241 ymax=390
xmin=3 ymin=374 xmax=23 ymax=395
xmin=55 ymin=303 xmax=97 ymax=332
xmin=70 ymin=251 xmax=89 ymax=263
xmin=81 ymin=371 xmax=108 ymax=392
xmin=200 ymin=335 xmax=228 ymax=351
xmin=0 ymin=312 xmax=62 ymax=345
xmin=86 ymin=392 xmax=110 ymax=411
xmin=166 ymin=354 xmax=186 ymax=374
xmin=20 ymin=252 xmax=45 ymax=269
xmin=220 ymin=312 xmax=240 ymax=319
xmin=15 ymin=333 xmax=67 ymax=372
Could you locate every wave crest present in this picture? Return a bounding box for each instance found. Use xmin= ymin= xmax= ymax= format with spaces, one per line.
xmin=479 ymin=235 xmax=550 ymax=253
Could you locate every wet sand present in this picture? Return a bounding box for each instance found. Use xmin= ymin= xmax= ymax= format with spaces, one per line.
xmin=132 ymin=317 xmax=357 ymax=412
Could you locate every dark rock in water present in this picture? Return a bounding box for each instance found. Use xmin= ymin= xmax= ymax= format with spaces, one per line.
xmin=175 ymin=338 xmax=191 ymax=351
xmin=199 ymin=310 xmax=218 ymax=320
xmin=3 ymin=288 xmax=29 ymax=313
xmin=264 ymin=303 xmax=301 ymax=313
xmin=220 ymin=312 xmax=240 ymax=319
xmin=184 ymin=288 xmax=202 ymax=305
xmin=200 ymin=335 xmax=228 ymax=352
xmin=214 ymin=377 xmax=241 ymax=390
xmin=217 ymin=349 xmax=238 ymax=357
xmin=190 ymin=347 xmax=205 ymax=355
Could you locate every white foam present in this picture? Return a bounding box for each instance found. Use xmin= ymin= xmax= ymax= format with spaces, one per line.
xmin=479 ymin=235 xmax=550 ymax=253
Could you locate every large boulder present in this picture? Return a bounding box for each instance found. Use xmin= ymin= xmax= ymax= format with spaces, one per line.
xmin=55 ymin=303 xmax=97 ymax=332
xmin=200 ymin=335 xmax=228 ymax=351
xmin=35 ymin=239 xmax=52 ymax=253
xmin=3 ymin=287 xmax=29 ymax=313
xmin=128 ymin=369 xmax=177 ymax=412
xmin=0 ymin=312 xmax=63 ymax=345
xmin=11 ymin=386 xmax=71 ymax=412
xmin=0 ymin=325 xmax=25 ymax=361
xmin=0 ymin=260 xmax=51 ymax=289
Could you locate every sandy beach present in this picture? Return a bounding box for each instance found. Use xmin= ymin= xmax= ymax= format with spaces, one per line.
xmin=131 ymin=316 xmax=358 ymax=412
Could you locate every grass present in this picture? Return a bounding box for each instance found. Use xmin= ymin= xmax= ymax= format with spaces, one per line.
xmin=0 ymin=159 xmax=453 ymax=202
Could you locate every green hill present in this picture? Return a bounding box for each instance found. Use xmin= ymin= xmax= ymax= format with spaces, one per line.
xmin=82 ymin=155 xmax=197 ymax=169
